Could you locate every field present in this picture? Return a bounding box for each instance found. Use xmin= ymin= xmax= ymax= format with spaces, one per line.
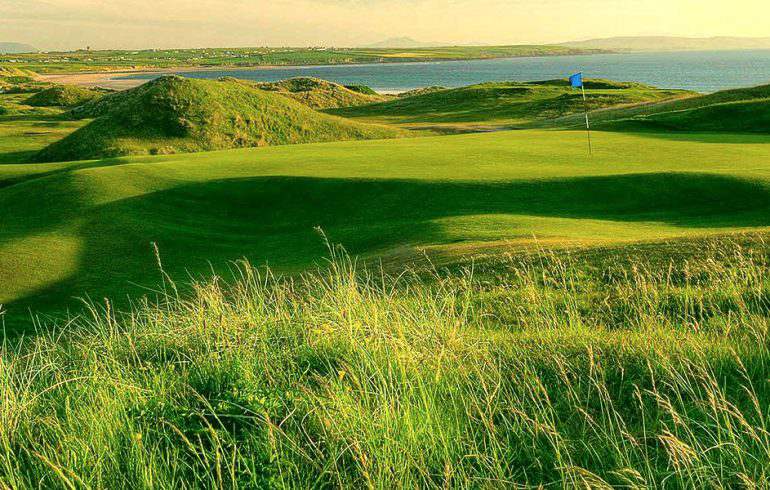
xmin=3 ymin=72 xmax=770 ymax=487
xmin=0 ymin=45 xmax=605 ymax=74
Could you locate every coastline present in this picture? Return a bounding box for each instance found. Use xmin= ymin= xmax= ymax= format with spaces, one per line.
xmin=35 ymin=52 xmax=609 ymax=91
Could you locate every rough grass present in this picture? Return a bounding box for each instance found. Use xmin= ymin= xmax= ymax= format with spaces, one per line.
xmin=329 ymin=78 xmax=692 ymax=132
xmin=24 ymin=84 xmax=105 ymax=108
xmin=246 ymin=77 xmax=388 ymax=109
xmin=0 ymin=67 xmax=50 ymax=94
xmin=2 ymin=240 xmax=770 ymax=487
xmin=35 ymin=76 xmax=404 ymax=162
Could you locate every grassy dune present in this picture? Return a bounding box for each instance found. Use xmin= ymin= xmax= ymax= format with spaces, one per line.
xmin=3 ymin=129 xmax=770 ymax=331
xmin=24 ymin=84 xmax=105 ymax=107
xmin=35 ymin=76 xmax=404 ymax=162
xmin=248 ymin=77 xmax=388 ymax=109
xmin=329 ymin=79 xmax=692 ymax=132
xmin=551 ymin=83 xmax=770 ymax=132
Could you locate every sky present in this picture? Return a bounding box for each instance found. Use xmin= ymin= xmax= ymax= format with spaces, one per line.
xmin=2 ymin=0 xmax=769 ymax=51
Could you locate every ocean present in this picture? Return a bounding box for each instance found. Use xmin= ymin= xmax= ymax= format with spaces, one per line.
xmin=120 ymin=50 xmax=770 ymax=93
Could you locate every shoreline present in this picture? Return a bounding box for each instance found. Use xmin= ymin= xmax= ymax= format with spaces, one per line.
xmin=36 ymin=52 xmax=610 ymax=91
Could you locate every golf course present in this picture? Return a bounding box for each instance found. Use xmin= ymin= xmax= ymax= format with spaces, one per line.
xmin=3 ymin=59 xmax=770 ymax=487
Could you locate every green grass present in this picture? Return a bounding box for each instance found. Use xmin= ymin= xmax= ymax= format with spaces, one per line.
xmin=0 ymin=94 xmax=87 ymax=165
xmin=3 ymin=129 xmax=770 ymax=331
xmin=2 ymin=239 xmax=770 ymax=487
xmin=24 ymin=84 xmax=105 ymax=108
xmin=35 ymin=76 xmax=404 ymax=162
xmin=328 ymin=79 xmax=693 ymax=132
xmin=5 ymin=75 xmax=770 ymax=486
xmin=1 ymin=45 xmax=607 ymax=74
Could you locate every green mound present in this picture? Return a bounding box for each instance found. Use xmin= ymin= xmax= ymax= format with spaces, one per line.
xmin=36 ymin=76 xmax=404 ymax=162
xmin=250 ymin=77 xmax=388 ymax=109
xmin=344 ymin=84 xmax=379 ymax=95
xmin=398 ymin=86 xmax=447 ymax=98
xmin=0 ymin=66 xmax=37 ymax=83
xmin=24 ymin=84 xmax=104 ymax=107
xmin=330 ymin=78 xmax=691 ymax=131
xmin=0 ymin=66 xmax=48 ymax=94
xmin=586 ymin=84 xmax=770 ymax=133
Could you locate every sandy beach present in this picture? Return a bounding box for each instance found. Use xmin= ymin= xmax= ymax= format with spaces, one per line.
xmin=38 ymin=69 xmax=173 ymax=90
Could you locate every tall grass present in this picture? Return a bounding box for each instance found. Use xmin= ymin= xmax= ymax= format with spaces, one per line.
xmin=2 ymin=240 xmax=770 ymax=488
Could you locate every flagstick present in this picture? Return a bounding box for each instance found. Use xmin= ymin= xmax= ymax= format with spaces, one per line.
xmin=580 ymin=85 xmax=593 ymax=155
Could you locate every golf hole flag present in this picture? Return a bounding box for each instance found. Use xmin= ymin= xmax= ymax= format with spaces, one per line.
xmin=569 ymin=72 xmax=583 ymax=88
xmin=569 ymin=72 xmax=592 ymax=154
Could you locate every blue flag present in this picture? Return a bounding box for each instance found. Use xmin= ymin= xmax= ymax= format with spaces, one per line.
xmin=569 ymin=72 xmax=583 ymax=88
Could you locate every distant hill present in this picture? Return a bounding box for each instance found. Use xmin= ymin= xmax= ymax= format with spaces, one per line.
xmin=561 ymin=36 xmax=770 ymax=52
xmin=0 ymin=42 xmax=37 ymax=54
xmin=36 ymin=76 xmax=404 ymax=162
xmin=579 ymin=84 xmax=770 ymax=133
xmin=329 ymin=79 xmax=692 ymax=132
xmin=364 ymin=37 xmax=444 ymax=48
xmin=242 ymin=77 xmax=388 ymax=109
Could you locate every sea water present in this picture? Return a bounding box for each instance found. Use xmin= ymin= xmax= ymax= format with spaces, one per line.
xmin=120 ymin=50 xmax=770 ymax=93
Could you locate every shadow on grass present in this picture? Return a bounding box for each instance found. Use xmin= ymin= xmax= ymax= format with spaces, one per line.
xmin=4 ymin=171 xmax=770 ymax=334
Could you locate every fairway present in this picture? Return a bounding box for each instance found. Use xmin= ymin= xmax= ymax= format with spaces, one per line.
xmin=3 ymin=129 xmax=770 ymax=328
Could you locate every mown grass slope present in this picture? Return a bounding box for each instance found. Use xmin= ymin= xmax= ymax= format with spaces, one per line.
xmin=24 ymin=84 xmax=105 ymax=107
xmin=329 ymin=79 xmax=692 ymax=132
xmin=248 ymin=77 xmax=388 ymax=109
xmin=35 ymin=76 xmax=403 ymax=162
xmin=551 ymin=83 xmax=770 ymax=132
xmin=0 ymin=93 xmax=87 ymax=164
xmin=3 ymin=129 xmax=770 ymax=330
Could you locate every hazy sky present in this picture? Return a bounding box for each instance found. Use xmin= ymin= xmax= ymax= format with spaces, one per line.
xmin=2 ymin=0 xmax=769 ymax=51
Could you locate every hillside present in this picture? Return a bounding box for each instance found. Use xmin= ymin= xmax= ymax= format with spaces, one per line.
xmin=246 ymin=77 xmax=388 ymax=109
xmin=0 ymin=42 xmax=37 ymax=54
xmin=24 ymin=84 xmax=105 ymax=107
xmin=562 ymin=36 xmax=770 ymax=52
xmin=36 ymin=76 xmax=403 ymax=162
xmin=549 ymin=83 xmax=770 ymax=132
xmin=330 ymin=79 xmax=693 ymax=132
